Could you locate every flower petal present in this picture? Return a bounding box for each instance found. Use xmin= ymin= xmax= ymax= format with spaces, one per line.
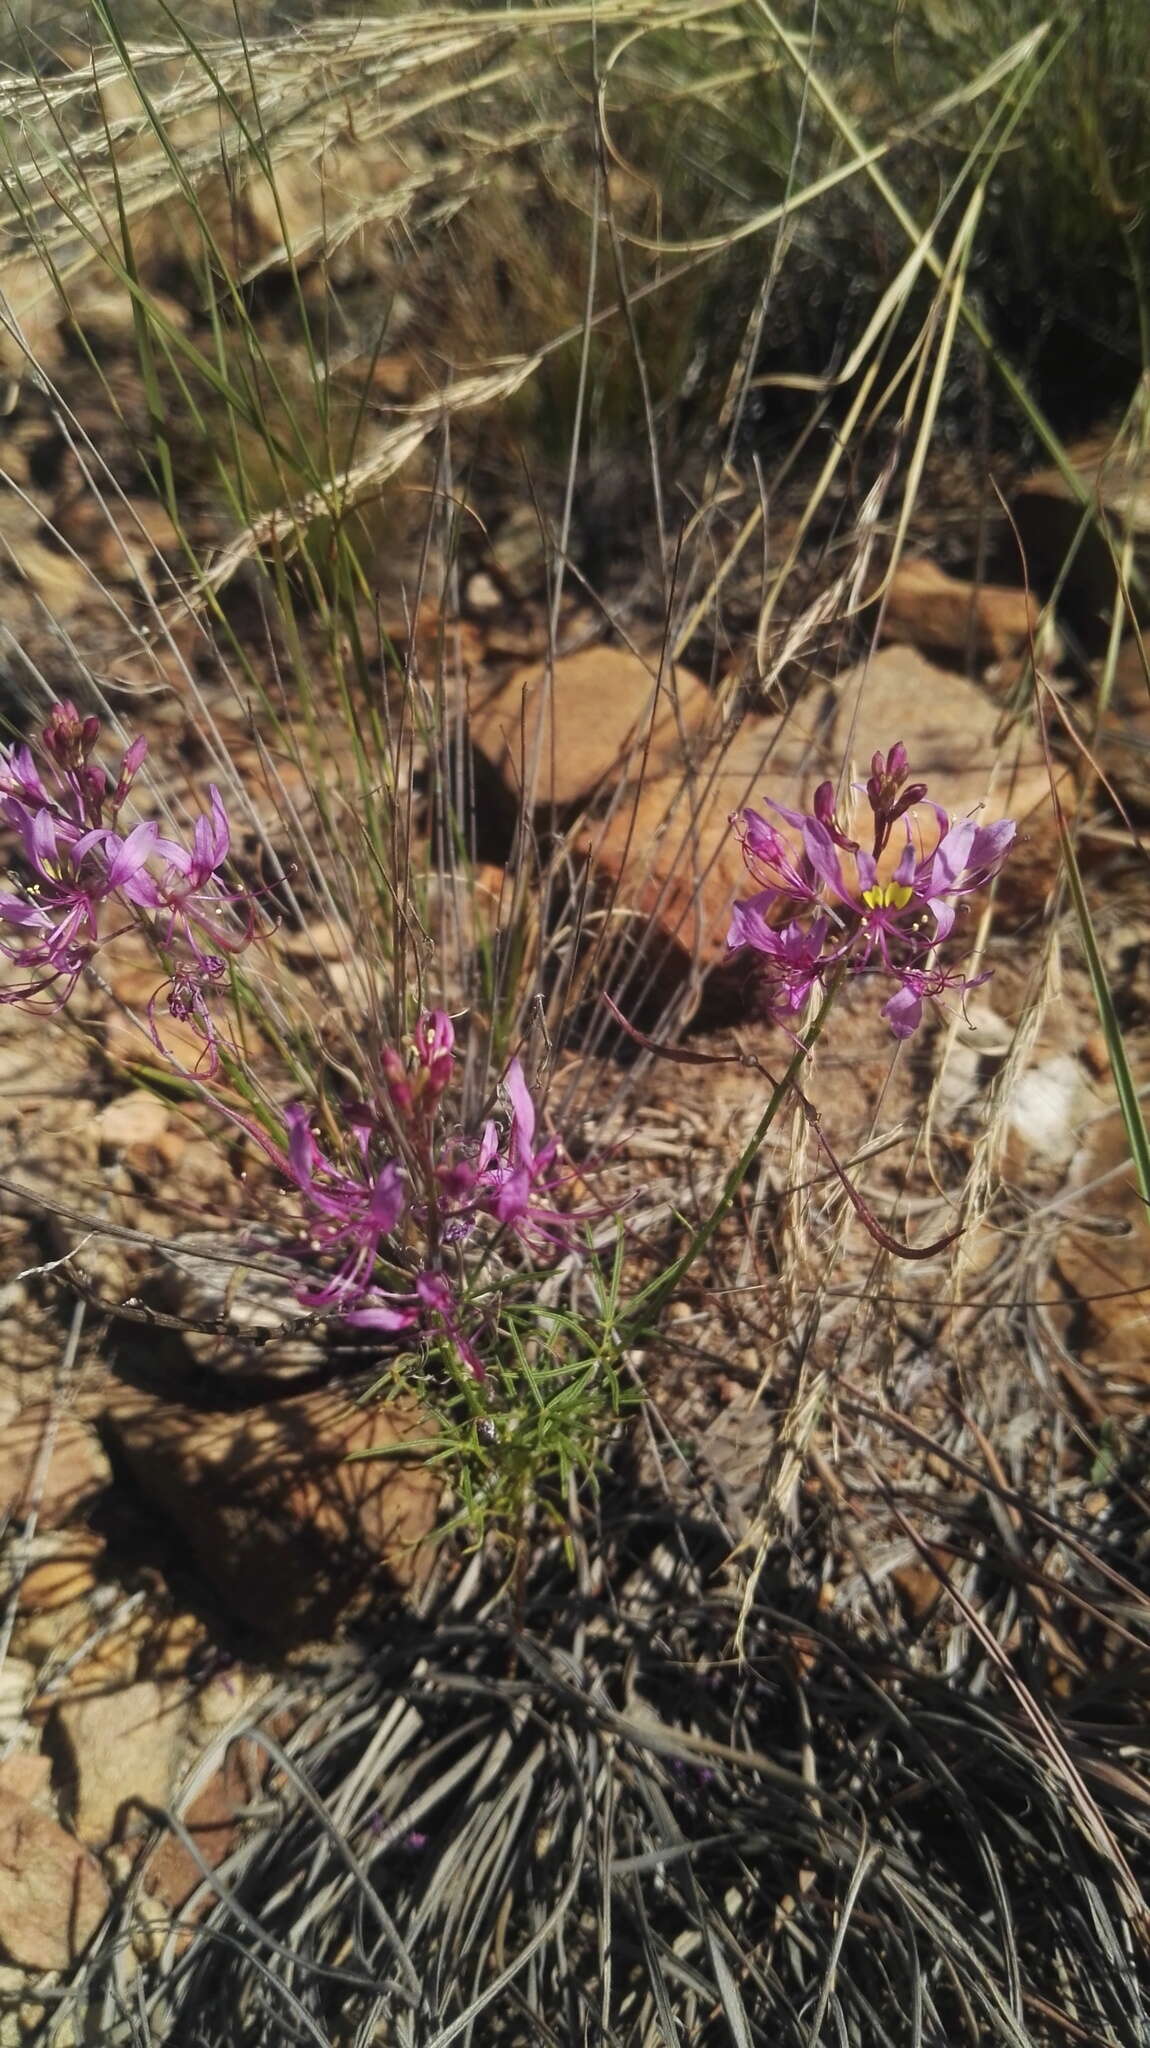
xmin=727 ymin=891 xmax=779 ymax=953
xmin=967 ymin=818 xmax=1017 ymax=872
xmin=799 ymin=818 xmax=849 ymax=899
xmin=883 ymin=982 xmax=925 ymax=1038
xmin=503 ymin=1057 xmax=536 ymax=1158
xmin=366 ymin=1159 xmax=406 ymax=1234
xmin=343 ymin=1298 xmax=419 ymax=1332
xmin=927 ymin=895 xmax=957 ymax=943
xmin=105 ymin=819 xmax=160 ymax=892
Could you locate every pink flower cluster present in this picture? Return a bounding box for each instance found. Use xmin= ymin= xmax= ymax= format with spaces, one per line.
xmin=0 ymin=702 xmax=252 ymax=1060
xmin=0 ymin=708 xmax=586 ymax=1383
xmin=727 ymin=745 xmax=1016 ymax=1038
xmin=270 ymin=1010 xmax=588 ymax=1375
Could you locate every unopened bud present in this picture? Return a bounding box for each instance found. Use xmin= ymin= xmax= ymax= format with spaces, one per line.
xmin=412 ymin=1009 xmax=455 ymax=1102
xmin=381 ymin=1043 xmax=413 ymax=1116
xmin=113 ymin=734 xmax=149 ymax=808
xmin=889 ymin=781 xmax=928 ymax=826
xmin=866 ymin=740 xmax=919 ymax=851
xmin=813 ymin=779 xmax=858 ymax=853
xmin=43 ymin=701 xmax=95 ymax=768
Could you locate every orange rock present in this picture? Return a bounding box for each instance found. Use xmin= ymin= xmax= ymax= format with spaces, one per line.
xmin=582 ymin=713 xmax=818 ymax=1000
xmin=471 ymin=646 xmax=715 ymax=813
xmin=52 ymin=1680 xmax=188 ymax=1849
xmin=142 ymin=1740 xmax=263 ymax=1925
xmin=0 ymin=1754 xmax=53 ymax=1808
xmin=16 ymin=1539 xmax=104 ymax=1616
xmin=891 ymin=1558 xmax=947 ymax=1624
xmin=104 ymin=1387 xmax=441 ymax=1642
xmin=878 ymin=556 xmax=1048 ymax=665
xmin=0 ymin=1795 xmax=109 ymax=1970
xmin=0 ymin=1409 xmax=111 ymax=1531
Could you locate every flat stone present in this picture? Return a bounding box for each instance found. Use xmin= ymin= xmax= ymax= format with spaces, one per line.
xmin=878 ymin=556 xmax=1049 ymax=666
xmin=0 ymin=1795 xmax=108 ymax=1970
xmin=0 ymin=1756 xmax=52 ymax=1810
xmin=104 ymin=1387 xmax=441 ymax=1642
xmin=0 ymin=1408 xmax=111 ymax=1532
xmin=52 ymin=1679 xmax=188 ymax=1850
xmin=142 ymin=1739 xmax=264 ymax=1925
xmin=471 ymin=646 xmax=714 ymax=814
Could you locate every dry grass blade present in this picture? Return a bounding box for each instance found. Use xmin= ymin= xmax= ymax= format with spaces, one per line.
xmin=48 ymin=1527 xmax=1150 ymax=2048
xmin=195 ymin=358 xmax=547 ymax=594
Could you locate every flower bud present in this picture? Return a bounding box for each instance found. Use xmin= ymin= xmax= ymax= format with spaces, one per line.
xmin=412 ymin=1009 xmax=455 ymax=1103
xmin=813 ymin=779 xmax=858 ymax=853
xmin=889 ymin=781 xmax=928 ymax=825
xmin=43 ymin=701 xmax=99 ymax=769
xmin=381 ymin=1043 xmax=414 ymax=1117
xmin=113 ymin=734 xmax=149 ymax=809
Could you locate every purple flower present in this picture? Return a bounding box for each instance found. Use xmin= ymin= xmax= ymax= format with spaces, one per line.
xmin=341 ymin=1270 xmax=486 ymax=1379
xmin=132 ymin=787 xmax=254 ymax=970
xmin=0 ymin=707 xmax=254 ymax=1038
xmin=0 ymin=701 xmax=147 ymax=832
xmin=282 ymin=1104 xmax=408 ymax=1314
xmin=273 ymin=1082 xmax=491 ymax=1373
xmin=384 ymin=1008 xmax=457 ymax=1118
xmin=727 ymin=748 xmax=1016 ymax=1038
xmin=476 ymin=1059 xmax=554 ymax=1221
xmin=730 ymin=907 xmax=833 ymax=1015
xmin=253 ymin=1023 xmax=593 ymax=1378
xmin=0 ymin=804 xmax=126 ymax=1002
xmin=470 ymin=1058 xmax=594 ymax=1252
xmin=147 ymin=957 xmax=231 ymax=1075
xmin=735 ymin=803 xmax=825 ymax=909
xmin=0 ymin=743 xmax=50 ymax=810
xmin=879 ymin=963 xmax=988 ymax=1041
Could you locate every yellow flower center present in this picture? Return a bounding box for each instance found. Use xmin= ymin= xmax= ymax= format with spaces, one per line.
xmin=861 ymin=880 xmax=914 ymax=912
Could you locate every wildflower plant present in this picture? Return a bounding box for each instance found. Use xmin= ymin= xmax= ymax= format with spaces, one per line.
xmin=0 ymin=704 xmax=621 ymax=1526
xmin=0 ymin=702 xmax=255 ymax=1068
xmin=727 ymin=744 xmax=1017 ymax=1039
xmin=0 ymin=705 xmax=1016 ymax=1531
xmin=265 ymin=1013 xmax=597 ymax=1381
xmin=617 ymin=745 xmax=1018 ymax=1344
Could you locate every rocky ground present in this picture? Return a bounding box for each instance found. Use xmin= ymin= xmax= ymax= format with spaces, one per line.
xmin=0 ymin=25 xmax=1147 ymax=2036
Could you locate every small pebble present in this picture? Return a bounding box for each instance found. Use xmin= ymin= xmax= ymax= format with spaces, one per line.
xmin=464 ymin=571 xmax=503 ymax=614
